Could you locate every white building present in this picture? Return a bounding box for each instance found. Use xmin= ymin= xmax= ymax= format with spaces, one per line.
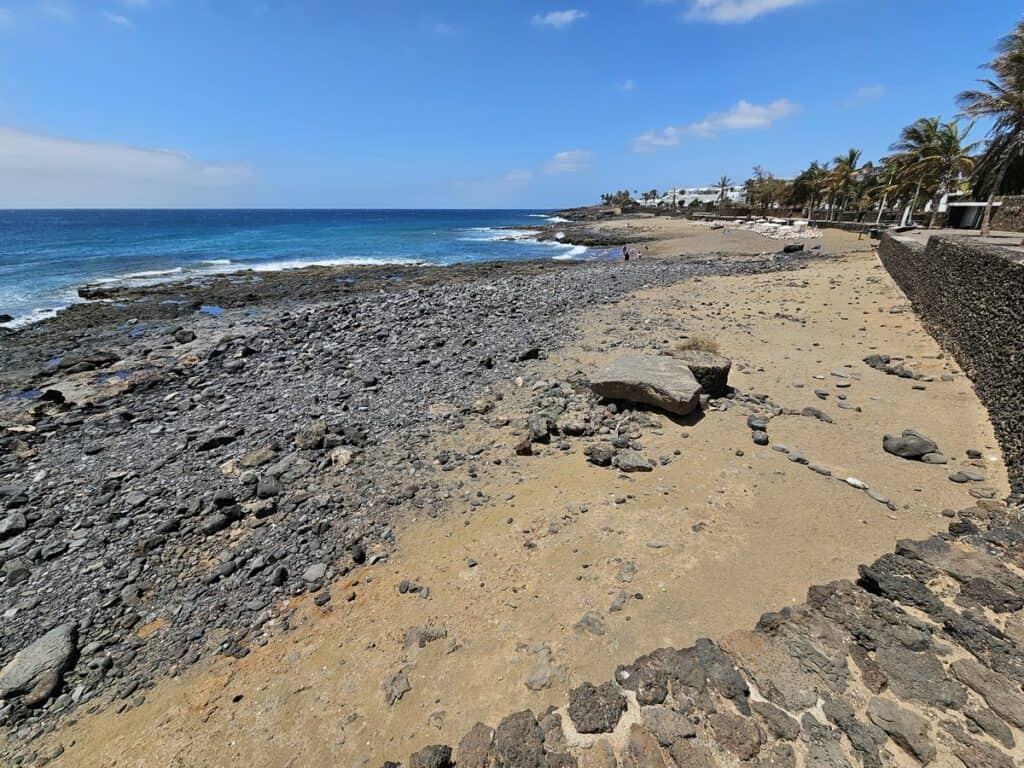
xmin=639 ymin=185 xmax=747 ymax=208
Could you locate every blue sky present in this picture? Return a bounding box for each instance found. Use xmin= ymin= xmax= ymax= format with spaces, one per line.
xmin=0 ymin=0 xmax=1020 ymax=208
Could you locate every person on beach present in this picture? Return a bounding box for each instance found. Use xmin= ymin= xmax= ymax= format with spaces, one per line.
xmin=622 ymin=245 xmax=630 ymax=262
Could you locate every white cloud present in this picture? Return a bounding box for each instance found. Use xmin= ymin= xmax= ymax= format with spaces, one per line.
xmin=38 ymin=2 xmax=73 ymax=22
xmin=617 ymin=79 xmax=636 ymax=92
xmin=0 ymin=125 xmax=253 ymax=207
xmin=633 ymin=98 xmax=799 ymax=151
xmin=686 ymin=0 xmax=812 ymax=23
xmin=102 ymin=10 xmax=132 ymax=26
xmin=544 ymin=149 xmax=592 ymax=173
xmin=428 ymin=19 xmax=457 ymax=34
xmin=504 ymin=170 xmax=534 ymax=183
xmin=532 ymin=9 xmax=588 ymax=28
xmin=847 ymin=84 xmax=886 ymax=106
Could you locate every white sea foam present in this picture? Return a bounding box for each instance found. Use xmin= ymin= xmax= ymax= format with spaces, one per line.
xmin=550 ymin=244 xmax=589 ymax=261
xmin=124 ymin=267 xmax=185 ymax=279
xmin=4 ymin=289 xmax=83 ymax=327
xmin=458 ymin=227 xmax=537 ymax=242
xmin=247 ymin=256 xmax=423 ymax=272
xmin=526 ymin=214 xmax=570 ymax=223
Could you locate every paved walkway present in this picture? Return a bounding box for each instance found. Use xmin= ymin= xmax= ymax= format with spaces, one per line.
xmin=893 ymin=228 xmax=1024 ymax=260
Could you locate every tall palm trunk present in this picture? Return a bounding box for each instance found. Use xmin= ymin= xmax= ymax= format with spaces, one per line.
xmin=875 ymin=191 xmax=889 ymax=225
xmin=908 ymin=180 xmax=922 ymax=225
xmin=875 ymin=170 xmax=896 ymax=226
xmin=928 ymin=191 xmax=943 ymax=229
xmin=980 ymin=158 xmax=1010 ymax=237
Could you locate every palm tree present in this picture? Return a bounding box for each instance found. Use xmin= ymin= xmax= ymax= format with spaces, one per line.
xmin=872 ymin=154 xmax=914 ymax=225
xmin=920 ymin=121 xmax=977 ymax=227
xmin=891 ymin=118 xmax=940 ymax=224
xmin=716 ymin=176 xmax=732 ymax=207
xmin=829 ymin=149 xmax=862 ymax=220
xmin=811 ymin=161 xmax=832 ymax=220
xmin=958 ymin=20 xmax=1024 ymax=235
xmin=891 ymin=117 xmax=978 ymax=228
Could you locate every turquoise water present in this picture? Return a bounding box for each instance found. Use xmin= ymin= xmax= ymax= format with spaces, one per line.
xmin=0 ymin=209 xmax=588 ymax=324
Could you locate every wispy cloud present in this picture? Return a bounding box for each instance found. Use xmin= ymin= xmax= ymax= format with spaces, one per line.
xmin=544 ymin=149 xmax=593 ymax=173
xmin=532 ymin=9 xmax=588 ymax=28
xmin=846 ymin=84 xmax=886 ymax=106
xmin=685 ymin=0 xmax=813 ymax=23
xmin=502 ymin=149 xmax=593 ymax=183
xmin=617 ymin=79 xmax=636 ymax=92
xmin=102 ymin=10 xmax=133 ymax=26
xmin=633 ymin=98 xmax=799 ymax=151
xmin=0 ymin=125 xmax=253 ymax=207
xmin=427 ymin=19 xmax=457 ymax=35
xmin=504 ymin=170 xmax=534 ymax=183
xmin=0 ymin=7 xmax=13 ymax=26
xmin=38 ymin=2 xmax=73 ymax=22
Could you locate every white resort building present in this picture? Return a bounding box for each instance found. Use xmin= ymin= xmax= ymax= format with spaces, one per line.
xmin=639 ymin=185 xmax=748 ymax=208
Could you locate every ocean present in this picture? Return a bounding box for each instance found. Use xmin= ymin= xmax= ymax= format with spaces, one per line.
xmin=0 ymin=209 xmax=592 ymax=325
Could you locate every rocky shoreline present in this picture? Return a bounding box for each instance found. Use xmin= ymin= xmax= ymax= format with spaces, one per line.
xmin=0 ymin=249 xmax=814 ymax=760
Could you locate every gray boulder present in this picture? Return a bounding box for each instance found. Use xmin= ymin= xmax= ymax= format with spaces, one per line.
xmin=591 ymin=353 xmax=702 ymax=416
xmin=866 ymin=697 xmax=936 ymax=764
xmin=0 ymin=623 xmax=77 ymax=706
xmin=614 ymin=449 xmax=653 ymax=473
xmin=883 ymin=429 xmax=939 ymax=460
xmin=670 ymin=350 xmax=732 ymax=397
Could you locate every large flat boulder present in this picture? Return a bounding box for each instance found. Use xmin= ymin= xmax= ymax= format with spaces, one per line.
xmin=0 ymin=623 xmax=77 ymax=706
xmin=668 ymin=350 xmax=732 ymax=397
xmin=591 ymin=354 xmax=702 ymax=416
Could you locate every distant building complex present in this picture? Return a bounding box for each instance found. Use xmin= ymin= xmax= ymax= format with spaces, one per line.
xmin=637 ymin=185 xmax=748 ymax=208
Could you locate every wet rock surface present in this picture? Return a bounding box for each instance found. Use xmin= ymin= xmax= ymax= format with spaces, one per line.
xmin=382 ymin=501 xmax=1024 ymax=767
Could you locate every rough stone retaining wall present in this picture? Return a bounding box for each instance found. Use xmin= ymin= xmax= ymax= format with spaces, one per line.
xmin=878 ymin=234 xmax=1024 ymax=498
xmin=992 ymin=196 xmax=1024 ymax=233
xmin=387 ymin=501 xmax=1024 ymax=768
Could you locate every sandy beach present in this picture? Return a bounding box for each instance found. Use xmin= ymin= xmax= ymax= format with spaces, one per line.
xmin=538 ymin=213 xmax=877 ymax=259
xmin=1 ymin=222 xmax=1015 ymax=767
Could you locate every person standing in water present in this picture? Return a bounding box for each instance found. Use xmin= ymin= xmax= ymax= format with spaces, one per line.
xmin=622 ymin=245 xmax=630 ymax=262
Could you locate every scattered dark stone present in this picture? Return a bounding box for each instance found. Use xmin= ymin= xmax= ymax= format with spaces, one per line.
xmin=408 ymin=744 xmax=453 ymax=768
xmin=883 ymin=429 xmax=939 ymax=460
xmin=567 ymin=682 xmax=626 ymax=734
xmin=585 ymin=443 xmax=616 ymax=467
xmin=492 ymin=710 xmax=544 ymax=768
xmin=801 ymin=406 xmax=833 ymax=424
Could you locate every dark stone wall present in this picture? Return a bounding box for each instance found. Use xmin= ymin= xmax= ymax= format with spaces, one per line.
xmin=992 ymin=195 xmax=1024 ymax=232
xmin=878 ymin=234 xmax=1024 ymax=496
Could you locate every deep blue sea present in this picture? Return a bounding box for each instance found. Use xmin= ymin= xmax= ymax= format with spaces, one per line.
xmin=0 ymin=209 xmax=589 ymax=325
